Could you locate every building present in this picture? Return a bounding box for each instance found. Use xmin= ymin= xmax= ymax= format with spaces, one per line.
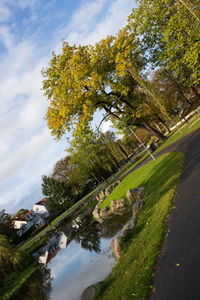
xmin=13 ymin=210 xmax=46 ymax=237
xmin=32 ymin=198 xmax=49 ymax=218
xmin=33 ymin=231 xmax=67 ymax=265
xmin=13 ymin=216 xmax=27 ymax=229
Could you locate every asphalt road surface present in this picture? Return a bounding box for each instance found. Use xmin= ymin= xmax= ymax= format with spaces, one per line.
xmin=149 ymin=128 xmax=200 ymax=300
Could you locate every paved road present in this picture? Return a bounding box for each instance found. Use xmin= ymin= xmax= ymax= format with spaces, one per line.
xmin=148 ymin=128 xmax=200 ymax=300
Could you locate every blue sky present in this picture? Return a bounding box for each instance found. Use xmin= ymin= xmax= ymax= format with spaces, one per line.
xmin=0 ymin=0 xmax=136 ymax=213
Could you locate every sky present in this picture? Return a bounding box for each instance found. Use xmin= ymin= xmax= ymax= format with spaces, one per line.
xmin=0 ymin=0 xmax=136 ymax=214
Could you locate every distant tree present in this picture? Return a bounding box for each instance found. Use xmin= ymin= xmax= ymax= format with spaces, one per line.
xmin=68 ymin=129 xmax=122 ymax=187
xmin=71 ymin=216 xmax=101 ymax=253
xmin=0 ymin=235 xmax=26 ymax=281
xmin=41 ymin=175 xmax=76 ymax=218
xmin=51 ymin=155 xmax=71 ymax=184
xmin=0 ymin=210 xmax=17 ymax=242
xmin=16 ymin=208 xmax=29 ymax=216
xmin=12 ymin=266 xmax=52 ymax=300
xmin=178 ymin=0 xmax=200 ymax=24
xmin=128 ymin=0 xmax=200 ymax=87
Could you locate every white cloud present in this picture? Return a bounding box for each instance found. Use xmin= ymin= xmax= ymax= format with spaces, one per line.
xmin=60 ymin=0 xmax=134 ymax=45
xmin=68 ymin=0 xmax=106 ymax=33
xmin=0 ymin=1 xmax=12 ymax=22
xmin=17 ymin=0 xmax=37 ymax=10
xmin=0 ymin=0 xmax=136 ymax=212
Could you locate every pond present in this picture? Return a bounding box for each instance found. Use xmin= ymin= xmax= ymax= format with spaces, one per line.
xmin=49 ymin=232 xmax=115 ymax=300
xmin=22 ymin=211 xmax=132 ymax=300
xmin=49 ymin=212 xmax=132 ymax=300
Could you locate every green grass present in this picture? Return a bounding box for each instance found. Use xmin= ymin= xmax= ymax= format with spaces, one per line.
xmin=25 ymin=235 xmax=47 ymax=253
xmin=19 ymin=225 xmax=50 ymax=251
xmin=156 ymin=112 xmax=200 ymax=152
xmin=0 ymin=264 xmax=36 ymax=300
xmin=95 ymin=152 xmax=184 ymax=300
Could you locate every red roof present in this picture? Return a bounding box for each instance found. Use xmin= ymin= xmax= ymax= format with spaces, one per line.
xmin=35 ymin=198 xmax=47 ymax=205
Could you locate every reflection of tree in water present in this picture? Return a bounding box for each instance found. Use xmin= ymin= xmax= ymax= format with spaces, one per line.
xmin=71 ymin=215 xmax=101 ymax=253
xmin=11 ymin=266 xmax=52 ymax=300
xmin=100 ymin=211 xmax=132 ymax=239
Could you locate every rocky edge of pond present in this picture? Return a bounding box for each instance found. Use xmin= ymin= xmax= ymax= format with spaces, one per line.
xmin=80 ymin=186 xmax=145 ymax=299
xmin=92 ymin=185 xmax=145 ymax=223
xmin=79 ymin=281 xmax=103 ymax=300
xmin=92 ymin=186 xmax=146 ymax=261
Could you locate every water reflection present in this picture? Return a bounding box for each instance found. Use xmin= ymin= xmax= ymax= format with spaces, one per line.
xmin=48 ymin=213 xmax=132 ymax=300
xmin=11 ymin=266 xmax=52 ymax=300
xmin=23 ymin=210 xmax=132 ymax=300
xmin=100 ymin=210 xmax=132 ymax=238
xmin=49 ymin=234 xmax=115 ymax=300
xmin=71 ymin=215 xmax=101 ymax=253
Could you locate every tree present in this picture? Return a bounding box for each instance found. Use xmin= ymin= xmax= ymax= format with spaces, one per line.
xmin=42 ymin=36 xmax=167 ymax=141
xmin=71 ymin=216 xmax=101 ymax=253
xmin=16 ymin=208 xmax=29 ymax=216
xmin=67 ymin=130 xmax=120 ymax=187
xmin=0 ymin=210 xmax=17 ymax=242
xmin=12 ymin=266 xmax=52 ymax=300
xmin=0 ymin=235 xmax=25 ymax=281
xmin=178 ymin=0 xmax=200 ymax=23
xmin=41 ymin=175 xmax=75 ymax=218
xmin=149 ymin=68 xmax=191 ymax=116
xmin=51 ymin=155 xmax=71 ymax=184
xmin=128 ymin=0 xmax=200 ymax=86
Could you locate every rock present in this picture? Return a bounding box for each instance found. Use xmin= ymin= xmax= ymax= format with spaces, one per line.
xmin=100 ymin=196 xmax=107 ymax=202
xmin=99 ymin=190 xmax=105 ymax=200
xmin=92 ymin=207 xmax=100 ymax=219
xmin=112 ymin=182 xmax=118 ymax=189
xmin=110 ymin=200 xmax=117 ymax=213
xmin=79 ymin=281 xmax=102 ymax=300
xmin=100 ymin=207 xmax=109 ymax=218
xmin=118 ymin=215 xmax=137 ymax=239
xmin=133 ymin=186 xmax=145 ymax=201
xmin=110 ymin=237 xmax=121 ymax=260
xmin=116 ymin=198 xmax=125 ymax=210
xmin=95 ymin=195 xmax=100 ymax=201
xmin=105 ymin=188 xmax=112 ymax=196
xmin=132 ymin=200 xmax=145 ymax=216
xmin=126 ymin=189 xmax=135 ymax=204
xmin=126 ymin=187 xmax=145 ymax=204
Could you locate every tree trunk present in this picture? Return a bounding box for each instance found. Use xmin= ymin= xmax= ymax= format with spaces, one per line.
xmin=155 ymin=122 xmax=162 ymax=132
xmin=192 ymin=86 xmax=200 ymax=99
xmin=157 ymin=115 xmax=171 ymax=133
xmin=142 ymin=120 xmax=167 ymax=141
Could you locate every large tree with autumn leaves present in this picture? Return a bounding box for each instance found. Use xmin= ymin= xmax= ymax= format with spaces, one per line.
xmin=42 ymin=0 xmax=200 ymax=141
xmin=42 ymin=34 xmax=167 ymax=141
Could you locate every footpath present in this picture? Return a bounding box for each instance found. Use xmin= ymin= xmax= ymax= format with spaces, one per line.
xmin=149 ymin=128 xmax=200 ymax=299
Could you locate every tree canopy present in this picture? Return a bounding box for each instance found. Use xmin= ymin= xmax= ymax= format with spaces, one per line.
xmin=128 ymin=0 xmax=200 ymax=86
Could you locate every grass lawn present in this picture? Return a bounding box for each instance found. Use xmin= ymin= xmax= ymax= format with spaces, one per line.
xmin=113 ymin=112 xmax=200 ymax=184
xmin=156 ymin=113 xmax=200 ymax=152
xmin=0 ymin=264 xmax=36 ymax=300
xmin=95 ymin=152 xmax=184 ymax=300
xmin=20 ymin=114 xmax=200 ymax=252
